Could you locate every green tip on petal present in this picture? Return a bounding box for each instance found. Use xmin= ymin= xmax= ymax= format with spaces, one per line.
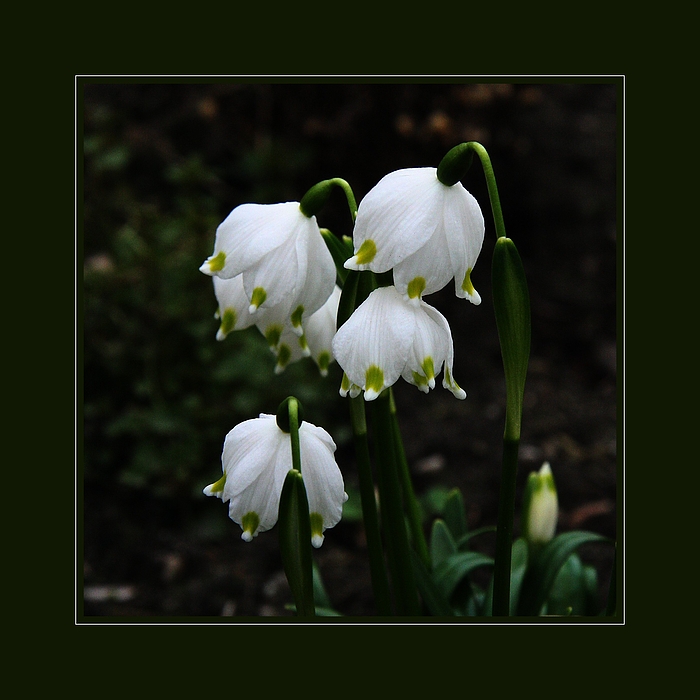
xmin=310 ymin=512 xmax=325 ymax=548
xmin=203 ymin=473 xmax=227 ymax=498
xmin=264 ymin=324 xmax=283 ymax=349
xmin=249 ymin=286 xmax=267 ymax=312
xmin=200 ymin=251 xmax=226 ymax=274
xmin=317 ymin=351 xmax=331 ymax=376
xmin=217 ymin=308 xmax=237 ymax=340
xmin=274 ymin=343 xmax=292 ymax=374
xmin=241 ymin=511 xmax=260 ymax=542
xmin=443 ymin=367 xmax=467 ymax=400
xmin=411 ymin=371 xmax=430 ymax=393
xmin=290 ymin=304 xmax=304 ymax=333
xmin=345 ymin=239 xmax=377 ymax=269
xmin=364 ymin=364 xmax=385 ymax=401
xmin=461 ymin=268 xmax=481 ymax=305
xmin=407 ymin=276 xmax=426 ymax=300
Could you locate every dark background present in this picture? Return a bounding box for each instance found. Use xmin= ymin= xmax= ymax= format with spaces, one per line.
xmin=80 ymin=79 xmax=619 ymax=618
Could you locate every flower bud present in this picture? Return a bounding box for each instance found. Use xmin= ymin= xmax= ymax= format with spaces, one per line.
xmin=522 ymin=462 xmax=558 ymax=548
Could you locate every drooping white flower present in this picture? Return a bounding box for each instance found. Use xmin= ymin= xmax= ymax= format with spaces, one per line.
xmin=344 ymin=168 xmax=485 ymax=304
xmin=199 ymin=201 xmax=336 ymax=333
xmin=203 ymin=413 xmax=347 ymax=547
xmin=331 ymin=285 xmax=466 ymax=401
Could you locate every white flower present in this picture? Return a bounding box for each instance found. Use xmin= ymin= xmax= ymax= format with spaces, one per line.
xmin=203 ymin=414 xmax=348 ymax=547
xmin=522 ymin=463 xmax=559 ymax=547
xmin=199 ymin=201 xmax=336 ymax=333
xmin=344 ymin=168 xmax=485 ymax=304
xmin=331 ymin=285 xmax=466 ymax=401
xmin=254 ymin=285 xmax=342 ymax=376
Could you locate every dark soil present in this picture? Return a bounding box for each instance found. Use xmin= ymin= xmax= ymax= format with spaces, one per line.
xmin=81 ymin=80 xmax=619 ymax=620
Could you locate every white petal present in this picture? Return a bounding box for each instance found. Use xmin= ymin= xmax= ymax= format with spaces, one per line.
xmin=221 ymin=415 xmax=289 ymax=535
xmin=242 ymin=232 xmax=301 ymax=315
xmin=401 ymin=301 xmax=451 ymax=391
xmin=420 ymin=303 xmax=466 ymax=399
xmin=211 ymin=202 xmax=304 ymax=280
xmin=294 ymin=220 xmax=337 ymax=322
xmin=304 ymin=285 xmax=341 ymax=374
xmin=350 ymin=168 xmax=444 ymax=272
xmin=212 ymin=275 xmax=257 ymax=340
xmin=442 ymin=184 xmax=485 ymax=302
xmin=392 ymin=223 xmax=454 ymax=299
xmin=298 ymin=422 xmax=345 ymax=545
xmin=332 ymin=286 xmax=415 ymax=399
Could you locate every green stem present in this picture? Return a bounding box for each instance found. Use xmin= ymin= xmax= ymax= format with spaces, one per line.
xmin=328 ymin=177 xmax=358 ymax=222
xmin=389 ymin=389 xmax=430 ymax=570
xmin=491 ymin=437 xmax=520 ymax=616
xmin=288 ymin=397 xmax=302 ymax=474
xmin=373 ymin=390 xmax=422 ymax=616
xmin=349 ymin=396 xmax=394 ymax=616
xmin=466 ymin=142 xmax=506 ymax=240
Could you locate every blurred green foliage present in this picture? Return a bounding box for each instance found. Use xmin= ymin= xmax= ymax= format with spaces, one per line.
xmin=82 ymin=95 xmax=347 ymax=510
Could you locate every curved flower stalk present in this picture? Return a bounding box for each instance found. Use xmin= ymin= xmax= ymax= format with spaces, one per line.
xmin=344 ymin=168 xmax=485 ymax=304
xmin=200 ymin=201 xmax=336 ymax=333
xmin=203 ymin=413 xmax=347 ymax=547
xmin=332 ymin=285 xmax=466 ymax=401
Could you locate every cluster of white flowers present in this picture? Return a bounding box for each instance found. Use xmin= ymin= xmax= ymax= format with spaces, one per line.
xmin=200 ymin=166 xmax=485 ymax=543
xmin=200 ymin=201 xmax=341 ymax=376
xmin=200 ymin=167 xmax=485 ymax=395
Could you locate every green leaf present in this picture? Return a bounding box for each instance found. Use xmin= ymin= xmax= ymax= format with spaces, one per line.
xmin=411 ymin=551 xmax=455 ymax=617
xmin=430 ymin=519 xmax=457 ymax=570
xmin=278 ymin=469 xmax=315 ymax=617
xmin=482 ymin=537 xmax=528 ymax=616
xmin=491 ymin=237 xmax=531 ymax=441
xmin=320 ymin=228 xmax=353 ymax=286
xmin=444 ymin=488 xmax=468 ymax=541
xmin=517 ymin=531 xmax=610 ymax=616
xmin=312 ymin=561 xmax=333 ymax=610
xmin=434 ymin=551 xmax=494 ymax=601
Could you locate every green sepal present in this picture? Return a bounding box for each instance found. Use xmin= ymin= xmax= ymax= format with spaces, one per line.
xmin=321 ymin=228 xmax=353 ymax=286
xmin=437 ymin=143 xmax=474 ymax=186
xmin=491 ymin=236 xmax=531 ymax=441
xmin=516 ymin=530 xmax=610 ymax=616
xmin=278 ymin=469 xmax=315 ymax=617
xmin=299 ymin=179 xmax=336 ymax=218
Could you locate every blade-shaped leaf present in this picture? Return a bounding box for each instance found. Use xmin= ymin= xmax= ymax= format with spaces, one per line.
xmin=444 ymin=488 xmax=468 ymax=542
xmin=411 ymin=550 xmax=455 ymax=617
xmin=430 ymin=518 xmax=457 ymax=570
xmin=517 ymin=531 xmax=609 ymax=616
xmin=434 ymin=551 xmax=494 ymax=601
xmin=278 ymin=469 xmax=315 ymax=617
